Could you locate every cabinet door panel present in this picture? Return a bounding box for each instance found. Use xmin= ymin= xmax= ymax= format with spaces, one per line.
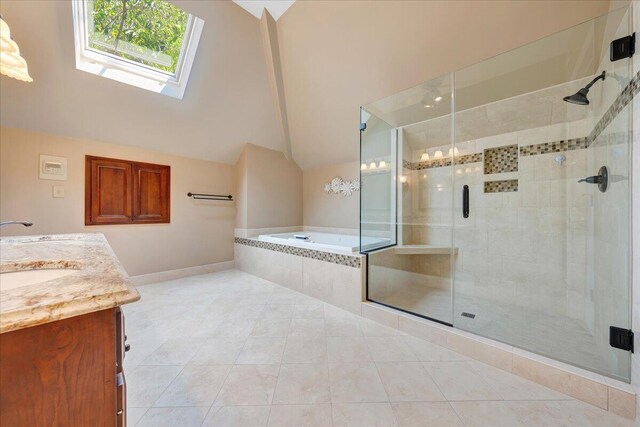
xmin=86 ymin=157 xmax=132 ymax=225
xmin=0 ymin=309 xmax=117 ymax=426
xmin=132 ymin=164 xmax=170 ymax=223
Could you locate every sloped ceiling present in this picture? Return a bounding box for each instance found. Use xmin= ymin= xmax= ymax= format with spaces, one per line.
xmin=0 ymin=0 xmax=282 ymax=165
xmin=276 ymin=0 xmax=613 ymax=170
xmin=0 ymin=1 xmax=615 ymax=171
xmin=233 ymin=0 xmax=295 ymax=20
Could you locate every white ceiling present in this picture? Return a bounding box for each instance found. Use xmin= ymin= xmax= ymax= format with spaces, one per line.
xmin=233 ymin=1 xmax=295 ymax=20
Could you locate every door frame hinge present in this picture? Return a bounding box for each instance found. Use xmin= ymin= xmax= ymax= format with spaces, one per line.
xmin=610 ymin=326 xmax=634 ymax=352
xmin=610 ymin=33 xmax=635 ymax=61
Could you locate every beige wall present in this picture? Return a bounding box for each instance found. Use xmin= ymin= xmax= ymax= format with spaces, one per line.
xmin=277 ymin=0 xmax=612 ymax=170
xmin=303 ymin=161 xmax=360 ymax=230
xmin=235 ymin=143 xmax=303 ymax=230
xmin=0 ymin=127 xmax=235 ymax=276
xmin=0 ymin=0 xmax=283 ymax=164
xmin=235 ymin=147 xmax=249 ymax=229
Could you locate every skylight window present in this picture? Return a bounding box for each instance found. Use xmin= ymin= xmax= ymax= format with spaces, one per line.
xmin=72 ymin=0 xmax=204 ymax=99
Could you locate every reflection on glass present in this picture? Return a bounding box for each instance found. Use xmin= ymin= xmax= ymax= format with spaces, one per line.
xmin=361 ymin=6 xmax=632 ymax=381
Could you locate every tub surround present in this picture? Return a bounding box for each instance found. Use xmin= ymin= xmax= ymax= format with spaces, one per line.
xmin=235 ymin=237 xmax=365 ymax=314
xmin=235 ymin=237 xmax=361 ymax=268
xmin=0 ymin=233 xmax=140 ymax=333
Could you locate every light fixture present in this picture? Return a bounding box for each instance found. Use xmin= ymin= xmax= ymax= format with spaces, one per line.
xmin=0 ymin=16 xmax=33 ymax=82
xmin=434 ymin=150 xmax=443 ymax=159
xmin=420 ymin=152 xmax=430 ymax=161
xmin=361 ymin=163 xmax=367 ymax=170
xmin=435 ymin=96 xmax=443 ymax=102
xmin=369 ymin=162 xmax=377 ymax=170
xmin=379 ymin=160 xmax=387 ymax=168
xmin=448 ymin=147 xmax=460 ymax=156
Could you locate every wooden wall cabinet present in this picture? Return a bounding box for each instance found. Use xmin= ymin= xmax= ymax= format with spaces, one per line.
xmin=85 ymin=156 xmax=170 ymax=225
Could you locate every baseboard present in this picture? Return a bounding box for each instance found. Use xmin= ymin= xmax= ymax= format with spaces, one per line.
xmin=129 ymin=260 xmax=235 ymax=286
xmin=361 ymin=301 xmax=637 ymax=420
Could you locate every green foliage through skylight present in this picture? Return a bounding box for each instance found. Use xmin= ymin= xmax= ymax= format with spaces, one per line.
xmin=87 ymin=0 xmax=188 ymax=74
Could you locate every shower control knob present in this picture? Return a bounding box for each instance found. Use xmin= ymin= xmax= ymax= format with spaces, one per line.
xmin=578 ymin=176 xmax=603 ymax=184
xmin=578 ymin=166 xmax=608 ymax=193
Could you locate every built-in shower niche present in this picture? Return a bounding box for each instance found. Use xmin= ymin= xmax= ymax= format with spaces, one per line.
xmin=483 ymin=144 xmax=518 ymax=174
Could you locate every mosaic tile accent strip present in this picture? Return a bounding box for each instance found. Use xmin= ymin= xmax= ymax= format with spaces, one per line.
xmin=397 ymin=71 xmax=640 ymax=170
xmin=234 ymin=237 xmax=361 ymax=268
xmin=484 ymin=145 xmax=518 ymax=174
xmin=519 ymin=137 xmax=588 ymax=157
xmin=484 ymin=179 xmax=518 ymax=193
xmin=404 ymin=153 xmax=483 ymax=171
xmin=588 ymin=70 xmax=640 ymax=146
xmin=403 ymin=159 xmax=415 ymax=170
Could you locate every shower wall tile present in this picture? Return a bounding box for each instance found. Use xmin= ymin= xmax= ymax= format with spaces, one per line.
xmin=589 ymin=70 xmax=640 ymax=145
xmin=484 ymin=145 xmax=518 ymax=174
xmin=475 ymin=132 xmax=515 ymax=151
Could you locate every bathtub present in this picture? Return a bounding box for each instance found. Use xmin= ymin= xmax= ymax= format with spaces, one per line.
xmin=258 ymin=231 xmax=389 ymax=253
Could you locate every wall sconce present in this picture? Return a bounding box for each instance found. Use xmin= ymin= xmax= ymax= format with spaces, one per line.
xmin=448 ymin=147 xmax=460 ymax=156
xmin=421 ymin=152 xmax=430 ymax=161
xmin=433 ymin=150 xmax=443 ymax=159
xmin=369 ymin=162 xmax=377 ymax=170
xmin=379 ymin=160 xmax=387 ymax=168
xmin=361 ymin=163 xmax=367 ymax=170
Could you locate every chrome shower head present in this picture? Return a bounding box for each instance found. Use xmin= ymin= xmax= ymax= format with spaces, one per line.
xmin=563 ymin=71 xmax=605 ymax=106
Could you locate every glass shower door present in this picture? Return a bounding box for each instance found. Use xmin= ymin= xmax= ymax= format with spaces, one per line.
xmin=362 ymin=74 xmax=455 ymax=325
xmin=451 ymin=6 xmax=633 ymax=381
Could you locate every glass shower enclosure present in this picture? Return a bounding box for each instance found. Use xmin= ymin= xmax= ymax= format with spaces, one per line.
xmin=360 ymin=6 xmax=634 ymax=381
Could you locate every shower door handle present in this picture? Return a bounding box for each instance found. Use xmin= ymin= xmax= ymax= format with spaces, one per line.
xmin=462 ymin=185 xmax=469 ymax=218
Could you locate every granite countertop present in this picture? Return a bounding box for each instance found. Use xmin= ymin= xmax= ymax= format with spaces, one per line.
xmin=0 ymin=233 xmax=140 ymax=333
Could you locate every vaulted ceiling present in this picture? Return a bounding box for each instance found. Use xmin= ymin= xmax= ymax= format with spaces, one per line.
xmin=0 ymin=1 xmax=614 ymax=170
xmin=0 ymin=0 xmax=283 ymax=165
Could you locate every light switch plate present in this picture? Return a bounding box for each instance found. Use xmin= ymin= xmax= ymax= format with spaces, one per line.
xmin=52 ymin=186 xmax=65 ymax=198
xmin=40 ymin=154 xmax=68 ymax=181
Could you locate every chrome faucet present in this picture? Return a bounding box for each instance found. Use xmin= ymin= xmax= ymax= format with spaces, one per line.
xmin=0 ymin=221 xmax=33 ymax=227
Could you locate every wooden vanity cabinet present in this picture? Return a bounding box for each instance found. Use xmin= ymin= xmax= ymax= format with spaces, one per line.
xmin=0 ymin=308 xmax=128 ymax=426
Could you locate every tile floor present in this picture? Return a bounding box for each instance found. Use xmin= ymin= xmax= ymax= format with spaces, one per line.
xmin=123 ymin=269 xmax=633 ymax=426
xmin=370 ymin=274 xmax=624 ymax=379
